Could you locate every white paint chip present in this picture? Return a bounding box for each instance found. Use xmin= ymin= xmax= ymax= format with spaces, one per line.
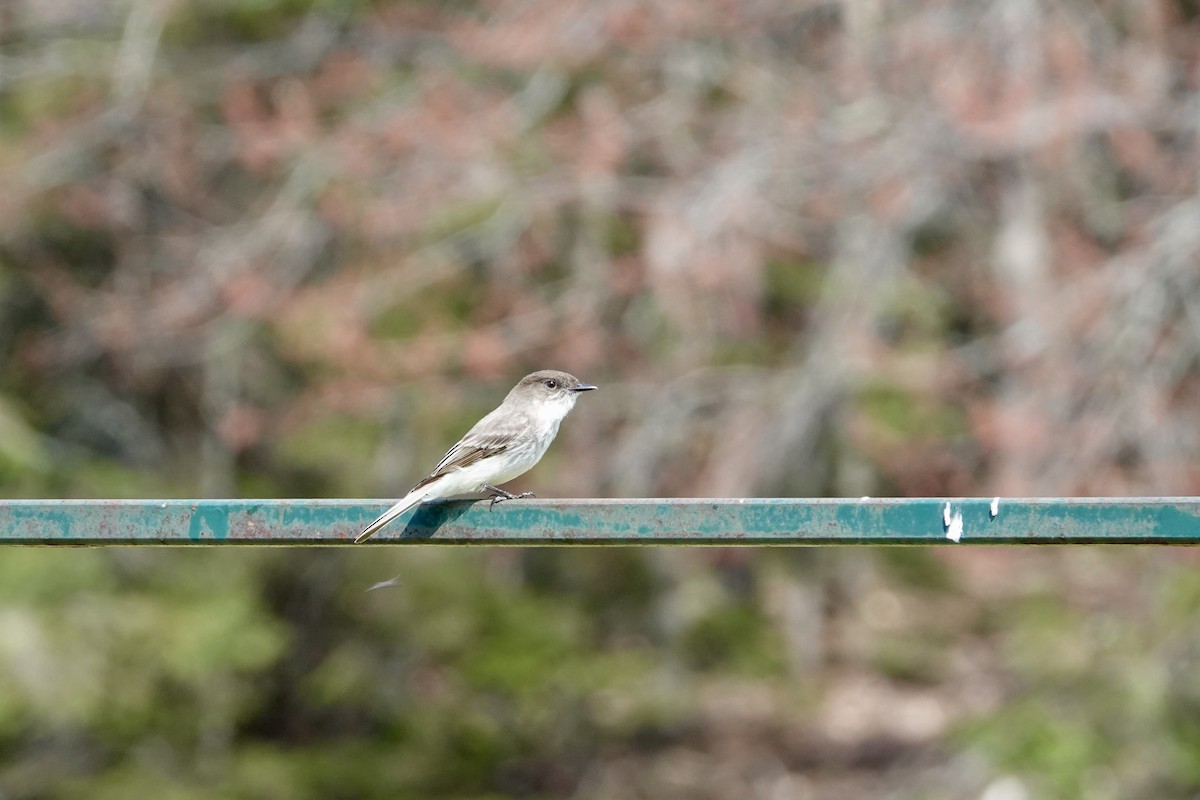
xmin=861 ymin=496 xmax=871 ymax=501
xmin=946 ymin=510 xmax=963 ymax=543
xmin=943 ymin=502 xmax=952 ymax=528
xmin=990 ymin=497 xmax=1000 ymax=518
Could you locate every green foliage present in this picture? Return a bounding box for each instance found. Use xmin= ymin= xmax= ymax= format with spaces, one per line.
xmin=3 ymin=0 xmax=1200 ymax=795
xmin=166 ymin=0 xmax=374 ymax=45
xmin=368 ymin=271 xmax=487 ymax=341
xmin=0 ymin=73 xmax=103 ymax=135
xmin=0 ymin=397 xmax=49 ymax=481
xmin=959 ymin=567 xmax=1200 ymax=800
xmin=603 ymin=215 xmax=639 ymax=257
xmin=0 ymin=549 xmax=116 ymax=604
xmin=875 ymin=549 xmax=956 ymax=593
xmin=711 ymin=338 xmax=778 ymax=367
xmin=857 ymin=382 xmax=967 ymax=440
xmin=964 ymin=699 xmax=1118 ymax=800
xmin=869 ymin=630 xmax=949 ymax=685
xmin=276 ymin=414 xmax=379 ymax=495
xmin=681 ymin=601 xmax=785 ymax=676
xmin=26 ymin=210 xmax=118 ymax=286
xmin=763 ymin=259 xmax=824 ymax=324
xmin=70 ymin=459 xmax=195 ymax=500
xmin=423 ymin=197 xmax=507 ymax=246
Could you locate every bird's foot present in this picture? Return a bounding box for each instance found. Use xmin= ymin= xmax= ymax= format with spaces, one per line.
xmin=483 ymin=484 xmax=535 ymax=510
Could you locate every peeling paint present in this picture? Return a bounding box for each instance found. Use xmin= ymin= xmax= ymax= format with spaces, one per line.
xmin=0 ymin=498 xmax=1198 ymax=545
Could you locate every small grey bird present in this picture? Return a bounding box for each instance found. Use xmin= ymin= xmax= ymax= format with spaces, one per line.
xmin=355 ymin=370 xmax=597 ymax=542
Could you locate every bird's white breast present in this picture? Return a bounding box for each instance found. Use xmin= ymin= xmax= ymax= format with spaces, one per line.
xmin=532 ymin=391 xmax=577 ymax=427
xmin=435 ymin=392 xmax=577 ymax=496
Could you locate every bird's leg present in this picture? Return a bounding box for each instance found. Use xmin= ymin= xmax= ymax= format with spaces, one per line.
xmin=483 ymin=484 xmax=518 ymax=500
xmin=482 ymin=484 xmax=535 ymax=510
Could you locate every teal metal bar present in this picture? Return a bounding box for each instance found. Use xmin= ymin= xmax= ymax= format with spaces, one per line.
xmin=1 ymin=498 xmax=1199 ymax=545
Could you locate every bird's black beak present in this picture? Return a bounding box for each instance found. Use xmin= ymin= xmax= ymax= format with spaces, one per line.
xmin=573 ymin=383 xmax=598 ymax=392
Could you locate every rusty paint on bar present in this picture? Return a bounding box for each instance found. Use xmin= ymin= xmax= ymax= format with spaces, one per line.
xmin=1 ymin=498 xmax=1199 ymax=545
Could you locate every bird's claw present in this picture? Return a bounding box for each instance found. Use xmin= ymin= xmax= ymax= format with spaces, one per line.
xmin=483 ymin=485 xmax=535 ymax=510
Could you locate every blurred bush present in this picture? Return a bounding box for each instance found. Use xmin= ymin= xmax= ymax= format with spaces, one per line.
xmin=1 ymin=0 xmax=1199 ymax=797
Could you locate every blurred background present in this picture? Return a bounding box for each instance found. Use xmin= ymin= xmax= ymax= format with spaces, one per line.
xmin=2 ymin=0 xmax=1200 ymax=797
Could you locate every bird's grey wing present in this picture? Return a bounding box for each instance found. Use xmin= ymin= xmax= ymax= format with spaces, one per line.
xmin=412 ymin=431 xmax=515 ymax=491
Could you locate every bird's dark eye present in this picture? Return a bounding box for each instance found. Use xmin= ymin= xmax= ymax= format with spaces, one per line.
xmin=544 ymin=379 xmax=557 ymax=389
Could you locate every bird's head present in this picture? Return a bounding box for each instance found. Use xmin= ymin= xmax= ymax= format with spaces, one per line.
xmin=509 ymin=370 xmax=597 ymax=419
